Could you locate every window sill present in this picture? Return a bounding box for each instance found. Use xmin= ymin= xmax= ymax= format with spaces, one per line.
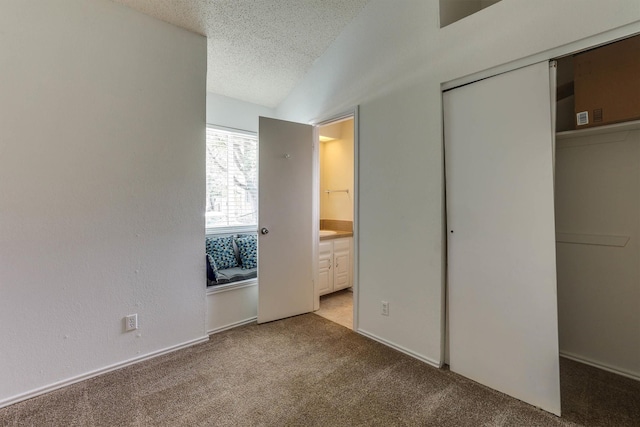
xmin=206 ymin=226 xmax=257 ymax=236
xmin=206 ymin=278 xmax=258 ymax=295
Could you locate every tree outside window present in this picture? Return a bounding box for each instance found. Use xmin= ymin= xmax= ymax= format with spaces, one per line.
xmin=206 ymin=127 xmax=257 ymax=230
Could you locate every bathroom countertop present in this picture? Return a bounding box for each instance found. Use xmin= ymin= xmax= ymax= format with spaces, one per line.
xmin=319 ymin=230 xmax=353 ymax=241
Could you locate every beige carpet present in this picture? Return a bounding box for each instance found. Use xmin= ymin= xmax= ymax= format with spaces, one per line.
xmin=1 ymin=314 xmax=639 ymax=426
xmin=314 ymin=289 xmax=353 ymax=329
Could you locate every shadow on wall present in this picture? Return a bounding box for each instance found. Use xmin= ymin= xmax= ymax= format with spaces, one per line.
xmin=439 ymin=0 xmax=502 ymax=27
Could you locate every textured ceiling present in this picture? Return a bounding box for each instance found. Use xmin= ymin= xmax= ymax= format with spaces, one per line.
xmin=112 ymin=0 xmax=371 ymax=108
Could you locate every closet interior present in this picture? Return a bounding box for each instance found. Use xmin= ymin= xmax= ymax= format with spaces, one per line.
xmin=554 ymin=34 xmax=640 ymax=382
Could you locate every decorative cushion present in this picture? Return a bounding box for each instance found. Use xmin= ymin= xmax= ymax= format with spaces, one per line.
xmin=206 ymin=254 xmax=219 ymax=282
xmin=205 ymin=236 xmax=238 ymax=270
xmin=235 ymin=235 xmax=257 ymax=269
xmin=215 ymin=266 xmax=257 ymax=284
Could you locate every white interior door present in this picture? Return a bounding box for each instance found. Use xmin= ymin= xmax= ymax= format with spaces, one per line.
xmin=258 ymin=117 xmax=314 ymax=323
xmin=444 ymin=62 xmax=561 ymax=415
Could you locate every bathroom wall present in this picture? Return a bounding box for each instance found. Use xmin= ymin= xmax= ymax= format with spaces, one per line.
xmin=320 ymin=120 xmax=354 ymax=222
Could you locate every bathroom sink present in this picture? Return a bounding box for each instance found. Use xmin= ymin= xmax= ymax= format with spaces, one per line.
xmin=319 ymin=230 xmax=338 ymax=237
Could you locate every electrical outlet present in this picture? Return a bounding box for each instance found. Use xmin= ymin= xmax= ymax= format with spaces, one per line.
xmin=125 ymin=314 xmax=138 ymax=331
xmin=381 ymin=301 xmax=389 ymax=316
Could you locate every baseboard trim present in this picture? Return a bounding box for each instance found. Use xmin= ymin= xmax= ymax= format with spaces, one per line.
xmin=555 ymin=232 xmax=629 ymax=247
xmin=0 ymin=335 xmax=209 ymax=409
xmin=560 ymin=351 xmax=640 ymax=382
xmin=207 ymin=317 xmax=257 ymax=335
xmin=356 ymin=328 xmax=441 ymax=368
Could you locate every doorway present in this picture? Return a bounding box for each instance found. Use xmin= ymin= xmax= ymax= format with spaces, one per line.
xmin=552 ymin=38 xmax=640 ymax=424
xmin=256 ymin=111 xmax=359 ymax=329
xmin=313 ymin=114 xmax=357 ymax=330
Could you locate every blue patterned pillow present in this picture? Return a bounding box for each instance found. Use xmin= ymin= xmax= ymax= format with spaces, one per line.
xmin=235 ymin=235 xmax=257 ymax=269
xmin=205 ymin=236 xmax=238 ymax=270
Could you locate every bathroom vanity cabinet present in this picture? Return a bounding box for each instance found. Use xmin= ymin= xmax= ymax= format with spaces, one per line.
xmin=318 ymin=237 xmax=352 ymax=296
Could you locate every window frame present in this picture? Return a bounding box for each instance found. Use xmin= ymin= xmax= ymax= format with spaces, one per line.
xmin=205 ymin=124 xmax=258 ymax=236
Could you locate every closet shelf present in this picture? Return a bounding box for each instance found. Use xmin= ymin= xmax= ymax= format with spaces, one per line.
xmin=557 ymin=119 xmax=640 ymax=140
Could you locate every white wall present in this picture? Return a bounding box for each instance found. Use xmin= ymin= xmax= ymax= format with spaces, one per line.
xmin=320 ymin=120 xmax=354 ymax=221
xmin=277 ymin=0 xmax=640 ymax=365
xmin=0 ymin=0 xmax=207 ymax=406
xmin=555 ymin=128 xmax=640 ymax=378
xmin=206 ymin=92 xmax=275 ymax=133
xmin=206 ymin=284 xmax=258 ymax=334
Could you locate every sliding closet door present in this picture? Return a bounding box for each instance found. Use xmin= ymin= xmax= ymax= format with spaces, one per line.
xmin=444 ymin=62 xmax=560 ymax=415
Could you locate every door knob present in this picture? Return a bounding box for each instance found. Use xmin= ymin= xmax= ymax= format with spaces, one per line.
xmin=261 ymin=227 xmax=269 ymax=235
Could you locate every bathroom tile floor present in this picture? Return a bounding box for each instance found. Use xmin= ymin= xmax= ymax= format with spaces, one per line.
xmin=314 ymin=289 xmax=353 ymax=329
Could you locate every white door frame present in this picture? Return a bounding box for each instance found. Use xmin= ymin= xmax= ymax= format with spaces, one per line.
xmin=441 ymin=24 xmax=640 ymax=351
xmin=441 ymin=26 xmax=640 ymax=357
xmin=312 ymin=107 xmax=360 ymax=331
xmin=442 ymin=23 xmax=640 ymax=92
xmin=440 ymin=22 xmax=640 ymax=410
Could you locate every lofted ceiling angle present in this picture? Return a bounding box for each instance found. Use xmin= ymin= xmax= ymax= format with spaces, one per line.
xmin=112 ymin=0 xmax=371 ymax=108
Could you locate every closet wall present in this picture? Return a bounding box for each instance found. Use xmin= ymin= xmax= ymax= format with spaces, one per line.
xmin=555 ymin=126 xmax=640 ymax=379
xmin=555 ymin=36 xmax=640 ymax=378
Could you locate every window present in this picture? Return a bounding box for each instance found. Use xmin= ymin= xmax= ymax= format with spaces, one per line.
xmin=206 ymin=126 xmax=257 ymax=231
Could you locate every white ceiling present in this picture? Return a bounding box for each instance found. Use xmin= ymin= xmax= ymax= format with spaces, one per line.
xmin=113 ymin=0 xmax=371 ymax=108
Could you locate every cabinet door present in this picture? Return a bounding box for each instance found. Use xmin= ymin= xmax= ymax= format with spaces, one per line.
xmin=332 ymin=238 xmax=351 ymax=291
xmin=333 ymin=250 xmax=350 ymax=290
xmin=318 ymin=241 xmax=333 ymax=296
